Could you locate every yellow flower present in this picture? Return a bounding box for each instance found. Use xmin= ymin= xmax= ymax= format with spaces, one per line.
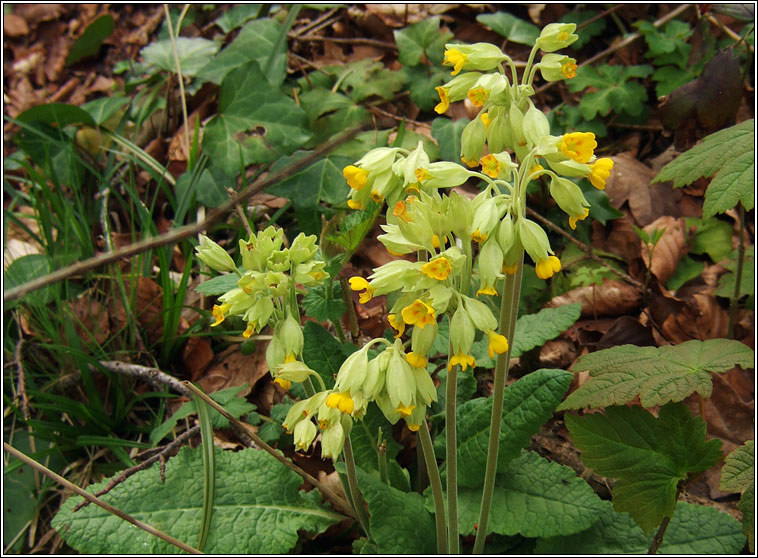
xmin=502 ymin=263 xmax=519 ymax=275
xmin=211 ymin=303 xmax=230 ymax=327
xmin=562 ymin=60 xmax=577 ymax=79
xmin=529 ymin=163 xmax=544 ymax=177
xmin=569 ymin=208 xmax=590 ymax=230
xmin=448 ymin=352 xmax=476 ymax=371
xmin=476 ymin=285 xmax=497 ymax=297
xmin=590 ymin=157 xmax=614 ymax=190
xmin=243 ymin=323 xmax=256 ymax=338
xmin=407 ymin=423 xmax=421 ymax=432
xmin=434 ymin=86 xmax=450 ymax=114
xmin=461 ymin=156 xmax=479 ymax=168
xmin=486 ymin=331 xmax=509 ymax=359
xmin=388 ymin=313 xmax=405 ymax=338
xmin=480 ymin=112 xmax=491 ymax=129
xmin=443 ymin=48 xmax=467 ymax=75
xmin=471 ymin=230 xmax=487 ymax=243
xmin=343 ymin=165 xmax=369 ymax=190
xmin=274 ymin=377 xmax=291 ymax=390
xmin=393 ymin=200 xmax=413 ymax=223
xmin=421 ymin=256 xmax=452 ymax=281
xmin=480 ymin=154 xmax=500 ymax=178
xmin=467 ymin=86 xmax=487 ymax=107
xmin=431 ymin=234 xmax=444 ymax=249
xmin=349 ymin=276 xmax=374 ymax=303
xmin=371 ymin=189 xmax=383 ymax=203
xmin=396 ymin=404 xmax=416 ymax=416
xmin=406 ymin=351 xmax=428 ymax=368
xmin=415 ymin=168 xmax=432 ymax=183
xmin=535 ymin=256 xmax=562 ymax=280
xmin=347 ymin=199 xmax=364 ymax=210
xmin=401 ymin=299 xmax=436 ymax=329
xmin=560 ymin=132 xmax=596 ymax=164
xmin=326 ymin=391 xmax=355 ymax=415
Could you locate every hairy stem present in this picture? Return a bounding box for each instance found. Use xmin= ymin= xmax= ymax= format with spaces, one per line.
xmin=446 ymin=360 xmax=460 ymax=553
xmin=343 ymin=436 xmax=372 ymax=537
xmin=419 ymin=421 xmax=448 ymax=554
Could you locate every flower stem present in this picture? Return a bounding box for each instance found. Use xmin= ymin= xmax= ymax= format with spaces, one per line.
xmin=727 ymin=202 xmax=746 ymax=338
xmin=419 ymin=420 xmax=448 ymax=554
xmin=343 ymin=436 xmax=372 ymax=538
xmin=446 ymin=358 xmax=460 ymax=553
xmin=472 ymin=253 xmax=524 ymax=554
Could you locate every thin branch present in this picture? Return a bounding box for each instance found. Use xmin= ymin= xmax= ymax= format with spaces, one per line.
xmin=291 ymin=33 xmax=398 ymax=50
xmin=4 ymin=127 xmax=362 ymax=303
xmin=95 ymin=361 xmax=193 ymax=397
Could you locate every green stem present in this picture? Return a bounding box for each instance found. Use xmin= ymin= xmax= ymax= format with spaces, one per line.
xmin=727 ymin=203 xmax=746 ymax=338
xmin=418 ymin=421 xmax=448 ymax=554
xmin=472 ymin=254 xmax=524 ymax=554
xmin=446 ymin=358 xmax=460 ymax=553
xmin=343 ymin=436 xmax=372 ymax=538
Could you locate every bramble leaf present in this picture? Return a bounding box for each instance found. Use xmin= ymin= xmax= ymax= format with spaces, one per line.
xmin=535 ymin=501 xmax=745 ymax=554
xmin=567 ymin=64 xmax=653 ymax=119
xmin=720 ymin=440 xmax=755 ymax=550
xmin=455 ymin=451 xmax=605 ymax=537
xmin=435 ymin=369 xmax=572 ymax=487
xmin=301 ymin=281 xmax=347 ymax=324
xmin=565 ymin=403 xmax=722 ymax=534
xmin=652 ymin=119 xmax=754 ymax=218
xmin=558 ymin=339 xmax=754 ymax=410
xmin=51 ymin=447 xmax=343 ymax=554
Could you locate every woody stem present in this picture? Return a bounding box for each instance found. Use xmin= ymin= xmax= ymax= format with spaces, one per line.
xmin=472 ymin=252 xmax=524 ymax=554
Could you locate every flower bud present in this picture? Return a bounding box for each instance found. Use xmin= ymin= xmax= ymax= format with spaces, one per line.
xmin=242 ymin=296 xmax=274 ymax=331
xmin=335 ymin=344 xmax=372 ymax=394
xmin=357 ymin=147 xmax=399 ymax=172
xmin=497 ymin=214 xmax=515 ymax=254
xmin=443 ymin=43 xmax=508 ymax=75
xmin=403 ymin=141 xmax=430 ymax=187
xmin=412 ymin=366 xmax=437 ymax=406
xmin=463 ymin=295 xmax=498 ymax=331
xmin=293 ymin=419 xmax=317 ymax=451
xmin=548 ymin=175 xmax=590 ymax=230
xmin=470 ymin=195 xmax=501 ymax=243
xmin=196 ymin=235 xmax=237 ymax=273
xmin=476 ymin=238 xmax=503 ymax=296
xmin=518 ymin=218 xmax=553 ymax=266
xmin=447 ymin=191 xmax=474 ymax=241
xmin=377 ymin=223 xmax=427 ymax=254
xmin=265 ymin=334 xmax=286 ymax=373
xmin=276 ymin=359 xmax=317 ymax=383
xmin=409 ymin=321 xmax=438 ymax=367
xmin=386 ymin=341 xmax=417 ymax=412
xmin=280 ymin=314 xmax=304 ymax=359
xmin=460 ymin=116 xmax=486 ymax=168
xmin=538 ymin=53 xmax=577 ymax=81
xmin=535 ymin=23 xmax=579 ymax=52
xmin=449 ymin=304 xmax=476 ymax=371
xmin=420 ymin=161 xmax=474 ymax=188
xmin=289 ymin=233 xmax=319 ymax=264
xmin=522 ymin=104 xmax=551 ymax=148
xmin=320 ymin=419 xmax=346 ymax=460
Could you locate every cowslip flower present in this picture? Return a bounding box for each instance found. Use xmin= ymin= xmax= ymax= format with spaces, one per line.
xmin=388 ymin=313 xmax=405 ymax=338
xmin=560 ymin=132 xmax=597 ymax=164
xmin=434 ymin=86 xmax=450 ymax=113
xmin=211 ymin=303 xmax=230 ymax=326
xmin=401 ymin=299 xmax=436 ymax=328
xmin=535 ymin=23 xmax=579 ymax=52
xmin=343 ymin=165 xmax=369 ymax=190
xmin=590 ymin=158 xmax=614 ymax=190
xmin=349 ymin=276 xmax=374 ymax=303
xmin=196 ymin=235 xmax=237 ymax=273
xmin=486 ymin=330 xmax=509 ymax=359
xmin=326 ymin=391 xmax=355 ymax=415
xmin=421 ymin=256 xmax=452 ymax=281
xmin=535 ymin=255 xmax=562 ymax=279
xmin=443 ymin=48 xmax=467 ymax=75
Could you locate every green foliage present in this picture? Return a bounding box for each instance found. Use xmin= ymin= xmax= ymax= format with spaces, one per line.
xmin=213 ymin=4 xmax=261 ymax=33
xmin=349 ymin=405 xmax=404 ymax=486
xmin=510 ymin=304 xmax=581 ymax=358
xmin=4 ymin=254 xmax=59 ymax=307
xmin=476 ymin=12 xmax=540 ymax=45
xmin=548 ymin=103 xmax=608 ymax=138
xmin=326 ymin=201 xmax=380 ymax=254
xmin=652 ymin=119 xmax=755 ymax=218
xmin=301 ymin=281 xmax=347 ymax=324
xmin=431 ymin=117 xmax=468 ymax=163
xmin=354 ymin=465 xmax=437 ymax=554
xmin=394 ymin=17 xmax=452 ymax=66
xmin=202 ymin=62 xmax=311 ymax=175
xmin=298 ymin=89 xmax=370 ymax=146
xmin=435 ymin=369 xmax=572 ymax=487
xmin=565 ymin=403 xmax=723 ymax=534
xmin=67 ymin=15 xmax=115 ymax=66
xmin=301 ymin=321 xmax=355 ymax=390
xmin=193 ymin=273 xmax=240 ymax=296
xmin=687 ymin=216 xmax=734 ymax=263
xmin=455 ymin=450 xmax=604 ymax=537
xmin=558 ymin=339 xmax=754 ymax=410
xmin=51 ymin=446 xmax=343 ymax=553
xmin=559 ymin=11 xmax=606 ymax=50
xmin=667 ymin=255 xmax=705 ymax=291
xmin=535 ymin=501 xmax=746 ymax=554
xmin=567 ymin=64 xmax=653 ymax=120
xmin=715 ymin=247 xmax=754 ymax=302
xmin=635 ymin=19 xmax=696 ymax=95
xmin=429 ymin=366 xmax=478 ymax=423
xmin=140 ymin=37 xmax=220 ymax=77
xmin=720 ymin=440 xmax=755 ymax=550
xmin=329 ymin=59 xmax=405 ymax=103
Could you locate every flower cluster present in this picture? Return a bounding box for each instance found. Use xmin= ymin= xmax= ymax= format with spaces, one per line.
xmin=195 ymin=227 xmax=328 ymax=389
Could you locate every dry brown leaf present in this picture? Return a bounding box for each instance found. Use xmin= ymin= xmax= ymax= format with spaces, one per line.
xmin=197 ymin=346 xmax=269 ymax=397
xmin=596 ymin=214 xmax=642 ymax=265
xmin=547 ymin=279 xmax=642 ymax=317
xmin=539 ymin=339 xmax=577 ymax=369
xmin=166 ymin=98 xmax=213 ymax=162
xmin=317 ymin=470 xmax=354 ymax=517
xmin=362 ymin=4 xmax=457 ymax=27
xmin=182 ymin=337 xmax=214 ymax=382
xmin=13 ymin=4 xmax=67 ymax=28
xmin=640 ymin=216 xmax=687 ymax=284
xmin=660 ymin=292 xmax=729 ymax=343
xmin=69 ymin=298 xmax=111 ymax=346
xmin=603 ymin=154 xmax=682 ymax=226
xmin=4 ymin=13 xmax=30 ymax=37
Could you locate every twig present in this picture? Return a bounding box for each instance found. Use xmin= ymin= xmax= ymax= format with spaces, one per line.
xmin=367 ymin=105 xmax=429 ymax=128
xmin=13 ymin=337 xmax=30 ymax=422
xmin=525 ymin=206 xmax=644 ymax=290
xmin=291 ymin=34 xmax=398 ymax=50
xmin=74 ymin=425 xmax=201 ymax=512
xmin=535 ymin=4 xmax=693 ymax=95
xmin=707 ymin=13 xmax=754 ymax=53
xmin=4 ymin=127 xmax=362 ymax=303
xmin=291 ymin=7 xmax=340 ymax=37
xmin=3 ymin=443 xmax=203 ymax=555
xmin=94 ymin=361 xmax=193 ymax=397
xmin=164 ymin=4 xmax=192 ymax=158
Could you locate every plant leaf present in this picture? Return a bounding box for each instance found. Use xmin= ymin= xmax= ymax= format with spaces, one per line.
xmin=652 ymin=119 xmax=754 ymax=217
xmin=301 ymin=321 xmax=354 ymax=390
xmin=194 ymin=273 xmax=240 ymax=296
xmin=435 ymin=369 xmax=572 ymax=487
xmin=394 ymin=17 xmax=447 ymax=66
xmin=476 ymin=12 xmax=540 ymax=45
xmin=511 ymin=303 xmax=581 ymax=357
xmin=456 ymin=450 xmax=605 ymax=537
xmin=720 ymin=440 xmax=754 ymax=548
xmin=67 ymin=15 xmax=115 ymax=66
xmin=431 ymin=117 xmax=468 ymax=164
xmin=558 ymin=339 xmax=755 ymax=410
xmin=567 ymin=64 xmax=653 ymax=119
xmin=213 ymin=4 xmax=261 ymax=34
xmin=140 ymin=37 xmax=220 ymax=77
xmin=301 ymin=281 xmax=347 ymax=324
xmin=535 ymin=501 xmax=745 ymax=554
xmin=559 ymin=11 xmax=606 ymax=50
xmin=565 ymin=403 xmax=723 ymax=534
xmin=51 ymin=446 xmax=343 ymax=553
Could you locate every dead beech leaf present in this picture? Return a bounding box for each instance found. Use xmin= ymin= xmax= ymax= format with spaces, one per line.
xmin=640 ymin=216 xmax=687 ymax=284
xmin=197 ymin=347 xmax=269 ymax=397
xmin=4 ymin=13 xmax=30 ymax=37
xmin=539 ymin=339 xmax=577 ymax=369
xmin=661 ymin=292 xmax=729 ymax=343
xmin=69 ymin=298 xmax=111 ymax=346
xmin=13 ymin=4 xmax=67 ymax=28
xmin=603 ymin=154 xmax=682 ymax=226
xmin=317 ymin=470 xmax=354 ymax=517
xmin=597 ymin=214 xmax=643 ymax=265
xmin=182 ymin=337 xmax=214 ymax=382
xmin=547 ymin=279 xmax=642 ymax=317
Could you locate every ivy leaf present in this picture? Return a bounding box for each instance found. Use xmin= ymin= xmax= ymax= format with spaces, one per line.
xmin=565 ymin=403 xmax=723 ymax=534
xmin=558 ymin=339 xmax=755 ymax=410
xmin=352 ymin=465 xmax=437 ymax=554
xmin=455 ymin=451 xmax=605 ymax=537
xmin=431 ymin=117 xmax=468 ymax=164
xmin=567 ymin=64 xmax=653 ymax=119
xmin=202 ymin=62 xmax=310 ymax=175
xmin=301 ymin=321 xmax=355 ymax=390
xmin=301 ymin=281 xmax=347 ymax=324
xmin=535 ymin=501 xmax=746 ymax=554
xmin=213 ymin=4 xmax=261 ymax=33
xmin=511 ymin=304 xmax=581 ymax=358
xmin=140 ymin=37 xmax=220 ymax=77
xmin=476 ymin=12 xmax=540 ymax=45
xmin=194 ymin=273 xmax=240 ymax=296
xmin=297 ymin=88 xmax=370 ymax=147
xmin=652 ymin=119 xmax=754 ymax=218
xmin=51 ymin=447 xmax=343 ymax=554
xmin=435 ymin=369 xmax=572 ymax=487
xmin=331 ymin=59 xmax=405 ymax=102
xmin=404 ymin=65 xmax=449 ymax=111
xmin=394 ymin=17 xmax=451 ymax=66
xmin=720 ymin=440 xmax=755 ymax=550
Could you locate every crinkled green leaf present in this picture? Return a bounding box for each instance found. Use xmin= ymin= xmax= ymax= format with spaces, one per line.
xmin=740 ymin=483 xmax=754 ymax=551
xmin=301 ymin=281 xmax=347 ymax=324
xmin=349 ymin=405 xmax=403 ymax=485
xmin=476 ymin=12 xmax=540 ymax=45
xmin=354 ymin=465 xmax=436 ymax=554
xmin=535 ymin=501 xmax=746 ymax=554
xmin=559 ymin=339 xmax=754 ymax=410
xmin=636 ymin=20 xmax=692 ymax=67
xmin=141 ymin=37 xmax=220 ymax=77
xmin=332 ymin=59 xmax=405 ymax=102
xmin=196 ymin=18 xmax=286 ymax=85
xmin=435 ymin=369 xmax=572 ymax=487
xmin=565 ymin=403 xmax=723 ymax=534
xmin=194 ymin=273 xmax=240 ymax=296
xmin=51 ymin=447 xmax=343 ymax=554
xmin=297 ymin=89 xmax=370 ymax=147
xmin=716 ymin=247 xmax=754 ymax=301
xmin=687 ymin=216 xmax=734 ymax=263
xmin=720 ymin=440 xmax=754 ymax=493
xmin=301 ymin=321 xmax=355 ymax=390
xmin=455 ymin=451 xmax=605 ymax=537
xmin=429 ymin=366 xmax=477 ymax=423
xmin=652 ymin=119 xmax=754 ymax=217
xmin=567 ymin=64 xmax=653 ymax=119
xmin=394 ymin=17 xmax=450 ymax=66
xmin=202 ymin=62 xmax=310 ymax=175
xmin=511 ymin=304 xmax=581 ymax=358
xmin=326 ymin=201 xmax=380 ymax=253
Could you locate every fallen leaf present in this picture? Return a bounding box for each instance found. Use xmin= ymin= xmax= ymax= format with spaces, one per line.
xmin=197 ymin=346 xmax=269 ymax=397
xmin=317 ymin=470 xmax=354 ymax=517
xmin=547 ymin=279 xmax=642 ymax=317
xmin=539 ymin=339 xmax=577 ymax=369
xmin=182 ymin=337 xmax=214 ymax=382
xmin=595 ymin=315 xmax=656 ymax=349
xmin=4 ymin=13 xmax=30 ymax=37
xmin=660 ymin=292 xmax=729 ymax=343
xmin=596 ymin=214 xmax=643 ymax=267
xmin=13 ymin=4 xmax=67 ymax=28
xmin=640 ymin=216 xmax=687 ymax=284
xmin=69 ymin=298 xmax=111 ymax=346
